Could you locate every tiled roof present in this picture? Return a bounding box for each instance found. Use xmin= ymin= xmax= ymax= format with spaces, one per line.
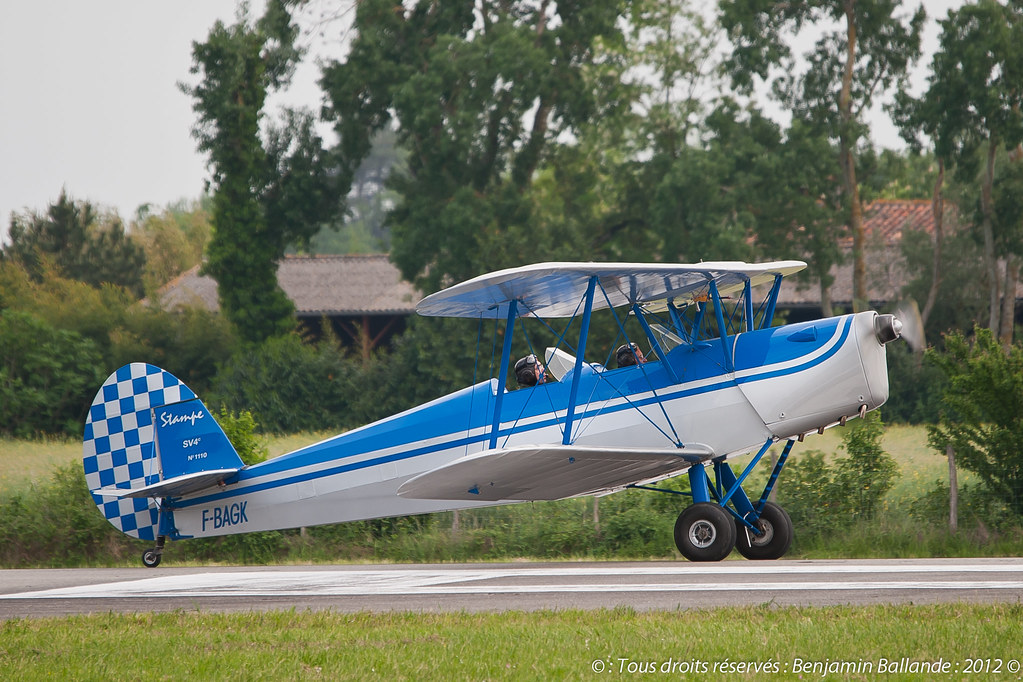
xmin=777 ymin=199 xmax=942 ymax=307
xmin=157 ymin=254 xmax=420 ymax=316
xmin=839 ymin=199 xmax=935 ymax=247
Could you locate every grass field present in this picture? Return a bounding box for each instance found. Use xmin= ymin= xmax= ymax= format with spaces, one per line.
xmin=2 ymin=604 xmax=1021 ymax=681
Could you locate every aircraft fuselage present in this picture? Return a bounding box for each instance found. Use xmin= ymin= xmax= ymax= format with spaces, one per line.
xmin=165 ymin=311 xmax=889 ymax=538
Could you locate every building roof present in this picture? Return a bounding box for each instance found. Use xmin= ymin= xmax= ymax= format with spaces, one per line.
xmin=842 ymin=198 xmax=935 ymax=247
xmin=158 ymin=254 xmax=420 ymax=317
xmin=776 ymin=199 xmax=941 ymax=308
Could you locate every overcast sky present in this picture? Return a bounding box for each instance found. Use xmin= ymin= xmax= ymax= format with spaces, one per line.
xmin=1 ymin=1 xmax=962 ymax=238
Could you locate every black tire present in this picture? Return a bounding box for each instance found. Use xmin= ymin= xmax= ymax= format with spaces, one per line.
xmin=674 ymin=502 xmax=737 ymax=562
xmin=142 ymin=549 xmax=162 ymax=568
xmin=734 ymin=501 xmax=793 ymax=560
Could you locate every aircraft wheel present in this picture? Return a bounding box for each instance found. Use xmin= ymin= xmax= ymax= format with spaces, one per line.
xmin=674 ymin=502 xmax=736 ymax=562
xmin=142 ymin=549 xmax=162 ymax=568
xmin=734 ymin=502 xmax=793 ymax=560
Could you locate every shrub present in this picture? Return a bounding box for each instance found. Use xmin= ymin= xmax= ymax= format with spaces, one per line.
xmin=776 ymin=411 xmax=899 ymax=537
xmin=927 ymin=327 xmax=1023 ymax=518
xmin=0 ymin=310 xmax=104 ymax=437
xmin=883 ymin=342 xmax=947 ymax=423
xmin=209 ymin=333 xmax=358 ymax=433
xmin=0 ymin=462 xmax=138 ymax=566
xmin=216 ymin=407 xmax=269 ymax=465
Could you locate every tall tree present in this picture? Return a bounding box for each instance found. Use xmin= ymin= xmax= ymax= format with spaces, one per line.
xmin=183 ymin=1 xmax=336 ymax=342
xmin=751 ymin=117 xmax=847 ymax=316
xmin=631 ymin=0 xmax=723 ymax=159
xmin=3 ymin=190 xmax=146 ymax=297
xmin=720 ymin=0 xmax=924 ymax=311
xmin=321 ymin=0 xmax=631 ymax=292
xmin=908 ymin=0 xmax=1023 ymax=345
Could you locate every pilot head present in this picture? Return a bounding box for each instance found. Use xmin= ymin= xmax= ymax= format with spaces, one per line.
xmin=514 ymin=354 xmax=545 ymax=386
xmin=616 ymin=343 xmax=646 ymax=367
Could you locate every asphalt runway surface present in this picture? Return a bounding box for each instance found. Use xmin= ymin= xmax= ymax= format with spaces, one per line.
xmin=1 ymin=558 xmax=1020 ymax=619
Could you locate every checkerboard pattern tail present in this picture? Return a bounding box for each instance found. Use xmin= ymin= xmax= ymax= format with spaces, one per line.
xmin=82 ymin=363 xmax=196 ymax=540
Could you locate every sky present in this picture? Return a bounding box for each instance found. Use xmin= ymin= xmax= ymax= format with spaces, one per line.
xmin=0 ymin=1 xmax=964 ymax=237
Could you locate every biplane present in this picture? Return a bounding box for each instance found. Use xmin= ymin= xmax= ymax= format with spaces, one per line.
xmin=83 ymin=261 xmax=901 ymax=566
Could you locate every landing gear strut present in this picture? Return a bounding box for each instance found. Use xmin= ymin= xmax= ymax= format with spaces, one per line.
xmin=670 ymin=438 xmax=796 ymax=561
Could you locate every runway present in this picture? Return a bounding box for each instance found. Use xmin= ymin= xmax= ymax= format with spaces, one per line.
xmin=1 ymin=558 xmax=1021 ymax=619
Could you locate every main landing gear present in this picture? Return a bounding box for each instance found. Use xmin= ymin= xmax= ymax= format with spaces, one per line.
xmin=672 ymin=499 xmax=793 ymax=561
xmin=635 ymin=438 xmax=796 ymax=562
xmin=674 ymin=439 xmax=795 ymax=562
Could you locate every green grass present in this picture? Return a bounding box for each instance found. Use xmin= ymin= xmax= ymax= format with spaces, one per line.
xmin=2 ymin=604 xmax=1021 ymax=681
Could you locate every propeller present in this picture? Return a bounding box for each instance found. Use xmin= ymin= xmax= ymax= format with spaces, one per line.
xmin=894 ymin=298 xmax=926 ymax=352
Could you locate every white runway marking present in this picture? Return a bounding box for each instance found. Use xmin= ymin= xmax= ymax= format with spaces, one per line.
xmin=5 ymin=563 xmax=1023 ymax=600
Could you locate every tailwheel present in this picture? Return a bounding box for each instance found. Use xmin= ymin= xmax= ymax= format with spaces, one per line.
xmin=674 ymin=502 xmax=736 ymax=562
xmin=141 ymin=535 xmax=166 ymax=568
xmin=734 ymin=501 xmax=793 ymax=560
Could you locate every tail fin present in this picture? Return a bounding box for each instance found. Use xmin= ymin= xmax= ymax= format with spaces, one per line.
xmin=83 ymin=363 xmax=244 ymax=539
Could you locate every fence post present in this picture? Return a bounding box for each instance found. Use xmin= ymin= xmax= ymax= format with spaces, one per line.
xmin=947 ymin=444 xmax=958 ymax=533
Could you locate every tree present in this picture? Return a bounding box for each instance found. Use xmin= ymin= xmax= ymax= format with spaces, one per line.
xmin=928 ymin=327 xmax=1023 ymax=518
xmin=3 ymin=190 xmax=146 ymax=297
xmin=301 ymin=128 xmax=405 ymax=255
xmin=630 ymin=0 xmax=724 ymax=159
xmin=907 ymin=0 xmax=1023 ymax=346
xmin=0 ymin=310 xmax=103 ymax=437
xmin=720 ymin=0 xmax=925 ymax=311
xmin=133 ymin=198 xmax=212 ymax=294
xmin=183 ymin=1 xmax=337 ymax=342
xmin=321 ymin=0 xmax=632 ymax=292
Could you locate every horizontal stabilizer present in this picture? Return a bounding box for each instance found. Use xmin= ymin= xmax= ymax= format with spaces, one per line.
xmin=396 ymin=444 xmax=713 ymax=502
xmin=92 ymin=468 xmax=240 ymax=499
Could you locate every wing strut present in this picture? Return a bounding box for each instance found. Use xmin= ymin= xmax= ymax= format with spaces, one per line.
xmin=743 ymin=279 xmax=754 ymax=332
xmin=709 ymin=280 xmax=733 ymax=372
xmin=760 ymin=273 xmax=783 ymax=330
xmin=666 ymin=300 xmax=689 ymax=343
xmin=562 ymin=276 xmax=596 ymax=445
xmin=632 ymin=303 xmax=679 ymax=384
xmin=489 ymin=299 xmax=518 ymax=449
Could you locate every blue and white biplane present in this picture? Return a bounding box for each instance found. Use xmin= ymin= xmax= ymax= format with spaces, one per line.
xmin=83 ymin=261 xmax=901 ymax=566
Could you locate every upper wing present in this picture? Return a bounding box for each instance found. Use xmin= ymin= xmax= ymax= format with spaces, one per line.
xmin=415 ymin=261 xmax=805 ymax=319
xmin=395 ymin=444 xmax=714 ymax=502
